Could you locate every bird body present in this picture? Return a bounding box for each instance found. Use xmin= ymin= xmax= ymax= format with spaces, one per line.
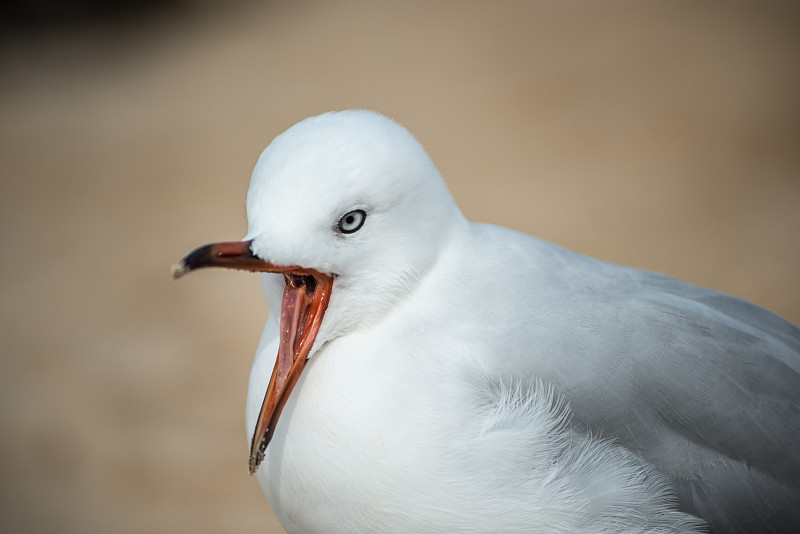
xmin=178 ymin=110 xmax=800 ymax=533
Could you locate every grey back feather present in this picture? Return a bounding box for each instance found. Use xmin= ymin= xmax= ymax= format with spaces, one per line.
xmin=448 ymin=223 xmax=800 ymax=532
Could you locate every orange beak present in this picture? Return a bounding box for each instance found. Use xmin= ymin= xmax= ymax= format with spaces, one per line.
xmin=173 ymin=240 xmax=333 ymax=474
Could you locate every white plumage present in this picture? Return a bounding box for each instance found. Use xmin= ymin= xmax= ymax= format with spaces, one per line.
xmin=183 ymin=110 xmax=800 ymax=533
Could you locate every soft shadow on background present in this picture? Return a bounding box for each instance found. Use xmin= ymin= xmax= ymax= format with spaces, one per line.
xmin=1 ymin=1 xmax=798 ymax=533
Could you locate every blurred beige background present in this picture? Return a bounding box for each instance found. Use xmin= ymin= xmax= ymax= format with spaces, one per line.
xmin=1 ymin=1 xmax=798 ymax=533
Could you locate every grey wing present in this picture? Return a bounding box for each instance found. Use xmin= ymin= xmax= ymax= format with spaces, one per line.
xmin=463 ymin=229 xmax=800 ymax=530
xmin=605 ymin=273 xmax=800 ymax=531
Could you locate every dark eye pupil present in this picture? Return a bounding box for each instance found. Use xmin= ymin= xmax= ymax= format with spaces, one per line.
xmin=339 ymin=209 xmax=366 ymax=234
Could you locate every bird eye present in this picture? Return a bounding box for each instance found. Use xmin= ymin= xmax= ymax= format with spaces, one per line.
xmin=338 ymin=209 xmax=366 ymax=234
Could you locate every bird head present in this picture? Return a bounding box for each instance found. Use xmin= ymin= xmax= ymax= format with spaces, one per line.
xmin=173 ymin=110 xmax=464 ymax=473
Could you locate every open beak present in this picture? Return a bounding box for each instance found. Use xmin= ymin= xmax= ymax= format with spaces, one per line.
xmin=173 ymin=240 xmax=333 ymax=474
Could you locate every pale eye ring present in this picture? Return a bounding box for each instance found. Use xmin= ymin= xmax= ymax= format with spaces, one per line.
xmin=338 ymin=209 xmax=366 ymax=234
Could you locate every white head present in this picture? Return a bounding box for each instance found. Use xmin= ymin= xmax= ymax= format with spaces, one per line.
xmin=244 ymin=110 xmax=465 ymax=343
xmin=174 ymin=110 xmax=466 ymax=472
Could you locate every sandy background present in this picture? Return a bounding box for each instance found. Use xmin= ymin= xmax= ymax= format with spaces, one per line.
xmin=1 ymin=1 xmax=798 ymax=533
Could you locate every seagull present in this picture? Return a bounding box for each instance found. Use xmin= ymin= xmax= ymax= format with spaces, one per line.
xmin=173 ymin=110 xmax=800 ymax=533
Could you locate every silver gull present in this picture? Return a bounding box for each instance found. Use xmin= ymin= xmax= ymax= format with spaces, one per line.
xmin=174 ymin=110 xmax=800 ymax=533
